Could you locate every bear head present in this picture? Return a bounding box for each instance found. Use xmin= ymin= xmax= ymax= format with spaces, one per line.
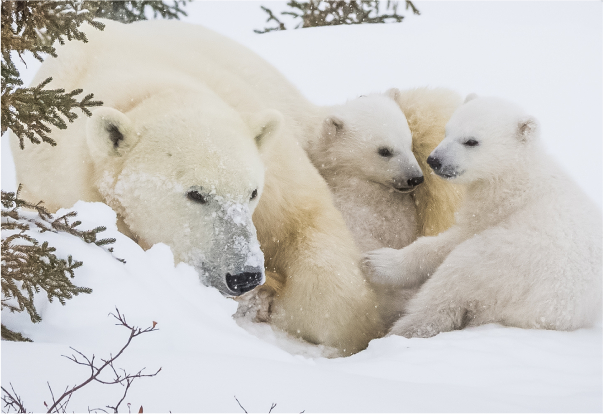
xmin=318 ymin=92 xmax=424 ymax=192
xmin=427 ymin=95 xmax=539 ymax=183
xmin=86 ymin=89 xmax=282 ymax=296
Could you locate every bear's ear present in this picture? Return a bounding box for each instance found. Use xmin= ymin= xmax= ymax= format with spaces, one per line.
xmin=86 ymin=107 xmax=139 ymax=158
xmin=321 ymin=116 xmax=344 ymax=144
xmin=250 ymin=109 xmax=283 ymax=151
xmin=516 ymin=116 xmax=539 ymax=143
xmin=386 ymin=88 xmax=401 ymax=101
xmin=464 ymin=93 xmax=478 ymax=103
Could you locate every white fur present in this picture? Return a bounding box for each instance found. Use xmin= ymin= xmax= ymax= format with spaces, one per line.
xmin=307 ymin=93 xmax=422 ymax=330
xmin=308 ymin=93 xmax=422 ymax=253
xmin=365 ymin=96 xmax=602 ymax=337
xmin=305 ymin=88 xmax=464 ymax=328
xmin=11 ymin=20 xmax=382 ymax=355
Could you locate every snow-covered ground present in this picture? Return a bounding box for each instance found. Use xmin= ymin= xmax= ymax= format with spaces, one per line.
xmin=2 ymin=2 xmax=601 ymax=412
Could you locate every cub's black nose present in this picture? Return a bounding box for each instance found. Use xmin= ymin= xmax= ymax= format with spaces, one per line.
xmin=226 ymin=272 xmax=263 ymax=295
xmin=427 ymin=156 xmax=442 ymax=171
xmin=407 ymin=176 xmax=424 ymax=187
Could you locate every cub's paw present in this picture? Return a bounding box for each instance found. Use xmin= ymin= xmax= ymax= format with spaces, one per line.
xmin=253 ymin=285 xmax=276 ymax=322
xmin=234 ymin=284 xmax=275 ymax=323
xmin=362 ymin=247 xmax=407 ymax=286
xmin=388 ymin=313 xmax=451 ymax=338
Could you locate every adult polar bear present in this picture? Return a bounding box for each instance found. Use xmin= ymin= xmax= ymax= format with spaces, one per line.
xmin=366 ymin=96 xmax=602 ymax=337
xmin=11 ymin=19 xmax=383 ymax=355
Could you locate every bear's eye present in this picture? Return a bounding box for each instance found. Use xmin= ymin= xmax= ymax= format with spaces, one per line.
xmin=187 ymin=190 xmax=208 ymax=204
xmin=250 ymin=189 xmax=258 ymax=201
xmin=463 ymin=139 xmax=479 ymax=147
xmin=378 ymin=147 xmax=394 ymax=157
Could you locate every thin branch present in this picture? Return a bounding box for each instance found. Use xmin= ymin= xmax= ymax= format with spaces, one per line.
xmin=41 ymin=308 xmax=160 ymax=413
xmin=106 ymin=377 xmax=133 ymax=413
xmin=88 ymin=407 xmax=109 ymax=413
xmin=46 ymin=382 xmax=57 ymax=412
xmin=235 ymin=396 xmax=248 ymax=413
xmin=1 ymin=383 xmax=27 ymax=413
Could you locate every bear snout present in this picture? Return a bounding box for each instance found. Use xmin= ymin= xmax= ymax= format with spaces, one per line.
xmin=226 ymin=271 xmax=263 ymax=295
xmin=427 ymin=155 xmax=442 ymax=171
xmin=407 ymin=175 xmax=424 ymax=187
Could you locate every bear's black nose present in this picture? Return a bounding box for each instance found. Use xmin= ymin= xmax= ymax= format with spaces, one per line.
xmin=427 ymin=156 xmax=442 ymax=171
xmin=407 ymin=176 xmax=424 ymax=187
xmin=226 ymin=272 xmax=263 ymax=295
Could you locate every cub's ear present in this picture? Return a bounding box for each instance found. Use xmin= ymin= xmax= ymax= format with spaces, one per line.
xmin=517 ymin=116 xmax=539 ymax=143
xmin=86 ymin=107 xmax=139 ymax=158
xmin=386 ymin=88 xmax=401 ymax=101
xmin=320 ymin=116 xmax=344 ymax=145
xmin=464 ymin=93 xmax=478 ymax=104
xmin=249 ymin=109 xmax=283 ymax=151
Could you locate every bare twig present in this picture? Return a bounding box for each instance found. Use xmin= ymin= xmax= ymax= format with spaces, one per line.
xmin=234 ymin=397 xmax=281 ymax=414
xmin=1 ymin=308 xmax=160 ymax=413
xmin=47 ymin=308 xmax=160 ymax=413
xmin=47 ymin=381 xmax=58 ymax=411
xmin=1 ymin=383 xmax=27 ymax=413
xmin=235 ymin=396 xmax=248 ymax=413
xmin=88 ymin=407 xmax=109 ymax=413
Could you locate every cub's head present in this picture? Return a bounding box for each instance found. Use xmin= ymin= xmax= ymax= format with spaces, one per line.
xmin=86 ymin=90 xmax=282 ymax=296
xmin=427 ymin=94 xmax=539 ymax=183
xmin=317 ymin=91 xmax=423 ymax=192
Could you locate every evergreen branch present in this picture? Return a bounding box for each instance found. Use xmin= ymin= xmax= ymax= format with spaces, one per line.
xmin=91 ymin=1 xmax=188 ymax=24
xmin=1 ymin=325 xmax=33 ymax=343
xmin=254 ymin=6 xmax=287 ymax=34
xmin=1 ymin=232 xmax=90 ymax=324
xmin=1 ymin=1 xmax=189 ymax=150
xmin=1 ymin=187 xmax=120 ymax=338
xmin=256 ymin=0 xmax=418 ymax=33
xmin=1 ymin=1 xmax=106 ymax=70
xmin=2 ymin=76 xmax=103 ymax=149
xmin=405 ymin=0 xmax=420 ymax=15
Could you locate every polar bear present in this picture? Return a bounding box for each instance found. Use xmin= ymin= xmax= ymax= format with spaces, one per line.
xmin=10 ymin=19 xmax=383 ymax=356
xmin=306 ymin=92 xmax=424 ymax=254
xmin=184 ymin=34 xmax=465 ymax=328
xmin=305 ymin=87 xmax=464 ymax=254
xmin=303 ymin=87 xmax=463 ymax=327
xmin=364 ymin=95 xmax=602 ymax=337
xmin=391 ymin=87 xmax=465 ymax=238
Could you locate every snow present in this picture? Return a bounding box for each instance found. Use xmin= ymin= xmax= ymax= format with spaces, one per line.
xmin=2 ymin=1 xmax=601 ymax=412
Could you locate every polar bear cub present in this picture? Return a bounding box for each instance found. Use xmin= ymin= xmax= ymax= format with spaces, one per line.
xmin=306 ymin=92 xmax=424 ymax=253
xmin=365 ymin=95 xmax=602 ymax=337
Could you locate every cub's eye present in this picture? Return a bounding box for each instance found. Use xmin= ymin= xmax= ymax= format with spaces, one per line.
xmin=463 ymin=139 xmax=479 ymax=147
xmin=250 ymin=189 xmax=258 ymax=201
xmin=187 ymin=190 xmax=208 ymax=204
xmin=378 ymin=147 xmax=393 ymax=157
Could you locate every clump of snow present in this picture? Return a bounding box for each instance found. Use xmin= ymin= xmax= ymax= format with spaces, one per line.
xmin=224 ymin=201 xmax=248 ymax=227
xmin=244 ymin=235 xmax=263 ymax=270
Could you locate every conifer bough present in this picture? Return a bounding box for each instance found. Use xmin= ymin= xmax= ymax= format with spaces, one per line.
xmin=1 ymin=1 xmax=187 ymax=341
xmin=256 ymin=0 xmax=420 ymax=34
xmin=1 ymin=1 xmax=187 ymax=149
xmin=1 ymin=187 xmax=117 ymax=341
